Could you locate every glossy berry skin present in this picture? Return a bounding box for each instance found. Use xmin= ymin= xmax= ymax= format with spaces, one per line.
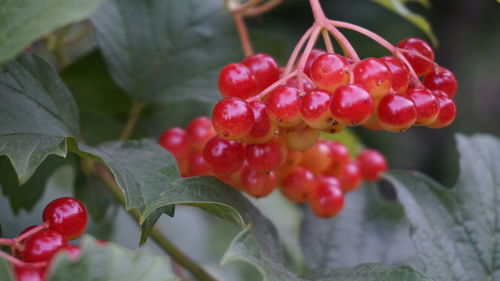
xmin=212 ymin=97 xmax=254 ymax=140
xmin=357 ymin=149 xmax=388 ymax=181
xmin=427 ymin=91 xmax=457 ymax=128
xmin=300 ymin=89 xmax=335 ymax=129
xmin=423 ymin=67 xmax=458 ymax=98
xmin=380 ymin=56 xmax=411 ymax=94
xmin=397 ymin=38 xmax=435 ymax=76
xmin=243 ymin=102 xmax=277 ymax=144
xmin=280 ymin=167 xmax=315 ymax=203
xmin=43 ymin=197 xmax=87 ymax=241
xmin=338 ymin=160 xmax=362 ymax=192
xmin=218 ymin=63 xmax=258 ymax=99
xmin=158 ymin=127 xmax=190 ymax=160
xmin=203 ymin=136 xmax=244 ymax=175
xmin=188 ymin=151 xmax=212 ymax=176
xmin=377 ymin=94 xmax=417 ymax=132
xmin=242 ymin=53 xmax=280 ymax=92
xmin=404 ymin=88 xmax=439 ymax=125
xmin=266 ymin=86 xmax=302 ymax=127
xmin=304 ymin=49 xmax=326 ymax=77
xmin=331 ymin=84 xmax=374 ymax=125
xmin=280 ymin=125 xmax=320 ymax=151
xmin=240 ymin=167 xmax=277 ymax=198
xmin=286 ymin=76 xmax=316 ymax=92
xmin=245 ymin=137 xmax=287 ymax=172
xmin=310 ymin=176 xmax=344 ymax=218
xmin=186 ymin=117 xmax=216 ymax=150
xmin=23 ymin=229 xmax=67 ymax=262
xmin=310 ymin=53 xmax=350 ymax=93
xmin=300 ymin=141 xmax=331 ymax=174
xmin=324 ymin=141 xmax=350 ymax=176
xmin=14 ymin=265 xmax=45 ymax=281
xmin=353 ymin=58 xmax=392 ymax=99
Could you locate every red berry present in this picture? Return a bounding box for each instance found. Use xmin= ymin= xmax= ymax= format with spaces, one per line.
xmin=43 ymin=197 xmax=87 ymax=240
xmin=331 ymin=84 xmax=374 ymax=125
xmin=186 ymin=117 xmax=216 ymax=150
xmin=240 ymin=167 xmax=277 ymax=198
xmin=304 ymin=49 xmax=326 ymax=77
xmin=280 ymin=125 xmax=319 ymax=151
xmin=265 ymin=85 xmax=302 ymax=127
xmin=245 ymin=137 xmax=287 ymax=171
xmin=362 ymin=117 xmax=383 ymax=131
xmin=242 ymin=53 xmax=280 ymax=92
xmin=203 ymin=136 xmax=244 ymax=175
xmin=377 ymin=94 xmax=417 ymax=132
xmin=404 ymin=87 xmax=439 ymax=125
xmin=280 ymin=167 xmax=315 ymax=203
xmin=218 ymin=63 xmax=258 ymax=99
xmin=324 ymin=141 xmax=350 ymax=176
xmin=338 ymin=160 xmax=362 ymax=192
xmin=353 ymin=58 xmax=392 ymax=99
xmin=23 ymin=229 xmax=67 ymax=262
xmin=286 ymin=76 xmax=316 ymax=91
xmin=423 ymin=67 xmax=458 ymax=98
xmin=300 ymin=89 xmax=335 ymax=129
xmin=427 ymin=91 xmax=456 ymax=128
xmin=397 ymin=38 xmax=435 ymax=76
xmin=158 ymin=128 xmax=190 ymax=160
xmin=310 ymin=53 xmax=350 ymax=93
xmin=380 ymin=56 xmax=411 ymax=94
xmin=212 ymin=97 xmax=254 ymax=140
xmin=357 ymin=149 xmax=387 ymax=181
xmin=274 ymin=150 xmax=303 ymax=182
xmin=64 ymin=244 xmax=81 ymax=260
xmin=14 ymin=265 xmax=45 ymax=281
xmin=310 ymin=176 xmax=344 ymax=217
xmin=188 ymin=151 xmax=212 ymax=176
xmin=242 ymin=102 xmax=277 ymax=144
xmin=300 ymin=141 xmax=331 ymax=174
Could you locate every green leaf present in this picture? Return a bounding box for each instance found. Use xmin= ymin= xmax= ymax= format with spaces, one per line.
xmin=385 ymin=133 xmax=500 ymax=281
xmin=0 ymin=0 xmax=103 ymax=65
xmin=0 ymin=259 xmax=14 ymax=281
xmin=305 ymin=264 xmax=433 ymax=281
xmin=301 ymin=185 xmax=420 ymax=270
xmin=320 ymin=129 xmax=363 ymax=156
xmin=91 ymin=0 xmax=242 ymax=102
xmin=373 ymin=0 xmax=438 ymax=46
xmin=0 ymin=54 xmax=80 ymax=184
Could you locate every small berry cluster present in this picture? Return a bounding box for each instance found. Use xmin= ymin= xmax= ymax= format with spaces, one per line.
xmin=0 ymin=197 xmax=90 ymax=281
xmin=159 ymin=119 xmax=387 ymax=218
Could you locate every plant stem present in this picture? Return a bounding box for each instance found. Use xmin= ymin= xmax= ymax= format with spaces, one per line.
xmin=329 ymin=20 xmax=396 ymax=52
xmin=309 ymin=0 xmax=327 ymax=23
xmin=323 ymin=24 xmax=360 ymax=61
xmin=246 ymin=70 xmax=297 ymax=102
xmin=64 ymin=22 xmax=93 ymax=46
xmin=94 ymin=164 xmax=219 ymax=281
xmin=243 ymin=0 xmax=285 ymax=17
xmin=296 ymin=26 xmax=321 ymax=70
xmin=0 ymin=238 xmax=13 ymax=246
xmin=283 ymin=26 xmax=314 ymax=75
xmin=231 ymin=0 xmax=263 ymax=13
xmin=321 ymin=28 xmax=334 ymax=53
xmin=52 ymin=26 xmax=71 ymax=68
xmin=232 ymin=13 xmax=254 ymax=57
xmin=0 ymin=251 xmax=46 ymax=268
xmin=118 ymin=101 xmax=145 ymax=141
xmin=14 ymin=223 xmax=48 ymax=243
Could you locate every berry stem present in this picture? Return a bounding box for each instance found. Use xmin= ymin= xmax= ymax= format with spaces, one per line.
xmin=118 ymin=101 xmax=145 ymax=141
xmin=329 ymin=20 xmax=396 ymax=52
xmin=230 ymin=0 xmax=263 ymax=14
xmin=296 ymin=25 xmax=321 ymax=70
xmin=0 ymin=250 xmax=46 ymax=268
xmin=243 ymin=0 xmax=285 ymax=17
xmin=14 ymin=223 xmax=48 ymax=243
xmin=0 ymin=238 xmax=14 ymax=246
xmin=323 ymin=23 xmax=360 ymax=61
xmin=283 ymin=26 xmax=314 ymax=75
xmin=246 ymin=70 xmax=298 ymax=102
xmin=309 ymin=0 xmax=327 ymax=23
xmin=232 ymin=12 xmax=254 ymax=56
xmin=321 ymin=28 xmax=334 ymax=53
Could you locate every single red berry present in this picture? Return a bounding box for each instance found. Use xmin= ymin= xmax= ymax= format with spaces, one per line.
xmin=242 ymin=53 xmax=280 ymax=92
xmin=324 ymin=141 xmax=350 ymax=176
xmin=245 ymin=137 xmax=287 ymax=172
xmin=279 ymin=125 xmax=319 ymax=151
xmin=357 ymin=149 xmax=387 ymax=181
xmin=203 ymin=136 xmax=244 ymax=175
xmin=310 ymin=176 xmax=344 ymax=218
xmin=427 ymin=91 xmax=456 ymax=128
xmin=338 ymin=160 xmax=362 ymax=192
xmin=310 ymin=53 xmax=350 ymax=93
xmin=64 ymin=244 xmax=81 ymax=260
xmin=43 ymin=197 xmax=88 ymax=241
xmin=188 ymin=151 xmax=212 ymax=176
xmin=280 ymin=167 xmax=315 ymax=203
xmin=23 ymin=229 xmax=67 ymax=262
xmin=404 ymin=87 xmax=439 ymax=125
xmin=240 ymin=167 xmax=277 ymax=198
xmin=397 ymin=38 xmax=435 ymax=76
xmin=286 ymin=76 xmax=316 ymax=92
xmin=377 ymin=94 xmax=417 ymax=132
xmin=14 ymin=226 xmax=38 ymax=260
xmin=266 ymin=85 xmax=302 ymax=127
xmin=304 ymin=49 xmax=326 ymax=77
xmin=186 ymin=117 xmax=216 ymax=150
xmin=158 ymin=127 xmax=190 ymax=160
xmin=243 ymin=102 xmax=277 ymax=144
xmin=352 ymin=58 xmax=392 ymax=99
xmin=380 ymin=56 xmax=411 ymax=94
xmin=300 ymin=89 xmax=335 ymax=129
xmin=300 ymin=141 xmax=331 ymax=174
xmin=423 ymin=67 xmax=458 ymax=98
xmin=14 ymin=265 xmax=45 ymax=281
xmin=218 ymin=63 xmax=258 ymax=99
xmin=212 ymin=97 xmax=254 ymax=140
xmin=331 ymin=84 xmax=374 ymax=125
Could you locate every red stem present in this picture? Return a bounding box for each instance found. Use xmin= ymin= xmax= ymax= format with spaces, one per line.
xmin=15 ymin=223 xmax=48 ymax=243
xmin=323 ymin=24 xmax=360 ymax=61
xmin=0 ymin=250 xmax=47 ymax=268
xmin=329 ymin=20 xmax=396 ymax=52
xmin=246 ymin=70 xmax=298 ymax=102
xmin=296 ymin=26 xmax=321 ymax=70
xmin=283 ymin=26 xmax=314 ymax=75
xmin=0 ymin=238 xmax=14 ymax=246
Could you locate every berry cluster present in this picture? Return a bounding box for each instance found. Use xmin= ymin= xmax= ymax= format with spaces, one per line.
xmin=0 ymin=197 xmax=90 ymax=281
xmin=159 ymin=118 xmax=387 ymax=218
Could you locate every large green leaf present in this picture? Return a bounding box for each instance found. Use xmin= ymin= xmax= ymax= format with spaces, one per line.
xmin=0 ymin=0 xmax=103 ymax=65
xmin=301 ymin=185 xmax=420 ymax=270
xmin=305 ymin=264 xmax=432 ymax=281
xmin=90 ymin=0 xmax=242 ymax=102
xmin=385 ymin=134 xmax=500 ymax=281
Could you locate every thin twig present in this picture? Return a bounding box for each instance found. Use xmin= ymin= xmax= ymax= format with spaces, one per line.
xmin=118 ymin=102 xmax=145 ymax=141
xmin=232 ymin=13 xmax=254 ymax=56
xmin=243 ymin=0 xmax=285 ymax=17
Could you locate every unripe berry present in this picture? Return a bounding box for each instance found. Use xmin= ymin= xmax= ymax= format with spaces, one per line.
xmin=338 ymin=160 xmax=362 ymax=192
xmin=280 ymin=167 xmax=315 ymax=203
xmin=279 ymin=125 xmax=319 ymax=151
xmin=324 ymin=141 xmax=350 ymax=176
xmin=357 ymin=149 xmax=387 ymax=181
xmin=310 ymin=53 xmax=350 ymax=93
xmin=380 ymin=56 xmax=411 ymax=94
xmin=243 ymin=102 xmax=276 ymax=144
xmin=353 ymin=58 xmax=392 ymax=99
xmin=310 ymin=176 xmax=344 ymax=218
xmin=331 ymin=84 xmax=374 ymax=125
xmin=212 ymin=97 xmax=254 ymax=140
xmin=304 ymin=49 xmax=326 ymax=77
xmin=186 ymin=117 xmax=216 ymax=150
xmin=397 ymin=38 xmax=435 ymax=76
xmin=300 ymin=141 xmax=331 ymax=174
xmin=218 ymin=63 xmax=258 ymax=99
xmin=427 ymin=91 xmax=456 ymax=128
xmin=23 ymin=229 xmax=67 ymax=262
xmin=203 ymin=136 xmax=244 ymax=175
xmin=240 ymin=167 xmax=277 ymax=198
xmin=377 ymin=94 xmax=417 ymax=132
xmin=43 ymin=197 xmax=88 ymax=240
xmin=266 ymin=85 xmax=302 ymax=127
xmin=404 ymin=87 xmax=439 ymax=125
xmin=245 ymin=137 xmax=287 ymax=171
xmin=158 ymin=127 xmax=189 ymax=160
xmin=242 ymin=53 xmax=280 ymax=92
xmin=423 ymin=67 xmax=458 ymax=98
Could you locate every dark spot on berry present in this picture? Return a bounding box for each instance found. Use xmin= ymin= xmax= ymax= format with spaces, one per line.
xmin=223 ymin=131 xmax=229 ymax=137
xmin=277 ymin=118 xmax=282 ymax=123
xmin=327 ymin=118 xmax=333 ymax=123
xmin=332 ymin=120 xmax=339 ymax=125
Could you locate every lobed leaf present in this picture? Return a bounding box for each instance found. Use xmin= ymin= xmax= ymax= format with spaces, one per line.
xmin=305 ymin=264 xmax=432 ymax=281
